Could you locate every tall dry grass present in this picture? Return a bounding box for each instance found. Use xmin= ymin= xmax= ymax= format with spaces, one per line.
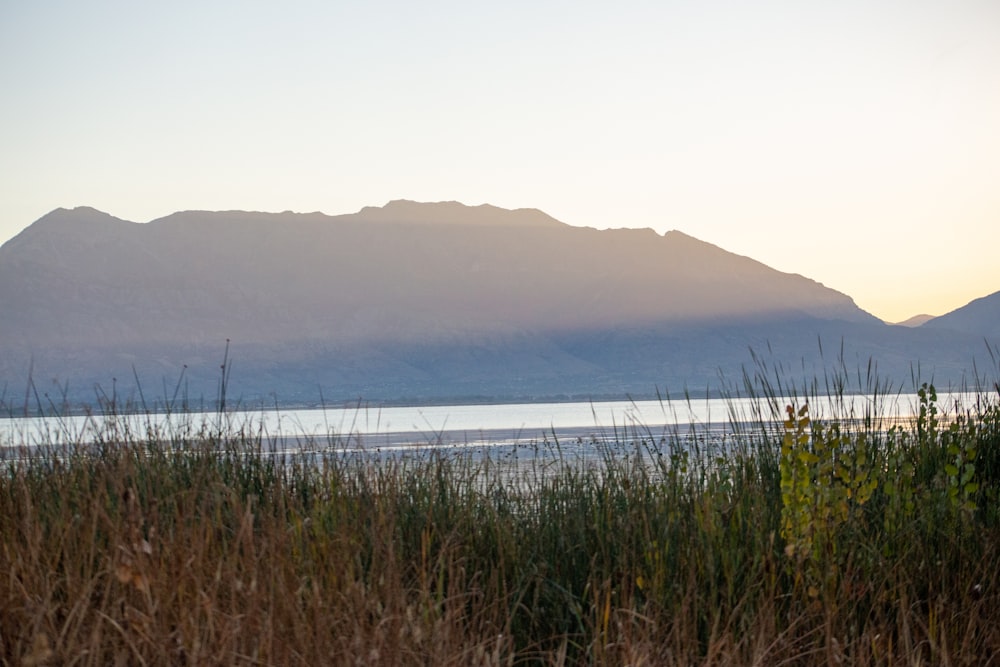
xmin=2 ymin=376 xmax=1000 ymax=665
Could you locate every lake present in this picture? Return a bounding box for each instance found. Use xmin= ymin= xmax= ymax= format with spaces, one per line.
xmin=0 ymin=390 xmax=946 ymax=454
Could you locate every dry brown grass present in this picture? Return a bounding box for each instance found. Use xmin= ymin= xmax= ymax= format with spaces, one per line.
xmin=2 ymin=385 xmax=1000 ymax=665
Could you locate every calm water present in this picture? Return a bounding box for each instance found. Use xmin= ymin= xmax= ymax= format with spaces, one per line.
xmin=0 ymin=391 xmax=952 ymax=453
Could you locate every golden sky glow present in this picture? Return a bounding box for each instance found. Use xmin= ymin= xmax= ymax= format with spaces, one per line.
xmin=1 ymin=1 xmax=998 ymax=323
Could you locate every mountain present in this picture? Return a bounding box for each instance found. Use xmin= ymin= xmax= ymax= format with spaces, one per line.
xmin=894 ymin=314 xmax=936 ymax=328
xmin=0 ymin=201 xmax=993 ymax=408
xmin=0 ymin=201 xmax=877 ymax=348
xmin=922 ymin=291 xmax=1000 ymax=339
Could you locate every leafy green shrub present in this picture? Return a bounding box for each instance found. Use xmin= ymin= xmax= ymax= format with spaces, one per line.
xmin=779 ymin=403 xmax=876 ymax=599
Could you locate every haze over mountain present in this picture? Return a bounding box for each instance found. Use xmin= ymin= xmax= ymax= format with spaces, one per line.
xmin=1 ymin=201 xmax=996 ymax=408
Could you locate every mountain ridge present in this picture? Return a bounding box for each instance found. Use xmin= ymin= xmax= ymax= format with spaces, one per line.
xmin=922 ymin=290 xmax=1000 ymax=338
xmin=1 ymin=201 xmax=994 ymax=407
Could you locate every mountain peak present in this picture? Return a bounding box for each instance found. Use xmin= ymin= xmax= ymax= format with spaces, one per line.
xmin=894 ymin=314 xmax=936 ymax=328
xmin=1 ymin=206 xmax=132 ymax=254
xmin=38 ymin=206 xmax=121 ymax=223
xmin=662 ymin=229 xmax=699 ymax=240
xmin=354 ymin=200 xmax=563 ymax=228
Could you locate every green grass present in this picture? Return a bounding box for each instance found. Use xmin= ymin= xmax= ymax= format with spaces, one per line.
xmin=2 ymin=375 xmax=1000 ymax=665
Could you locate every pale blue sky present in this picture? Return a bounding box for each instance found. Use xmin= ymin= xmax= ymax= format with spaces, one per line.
xmin=2 ymin=1 xmax=998 ymax=322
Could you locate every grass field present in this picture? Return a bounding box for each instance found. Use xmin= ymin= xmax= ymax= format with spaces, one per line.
xmin=2 ymin=375 xmax=1000 ymax=665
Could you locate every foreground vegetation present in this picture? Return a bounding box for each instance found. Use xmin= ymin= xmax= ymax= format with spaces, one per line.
xmin=2 ymin=378 xmax=1000 ymax=665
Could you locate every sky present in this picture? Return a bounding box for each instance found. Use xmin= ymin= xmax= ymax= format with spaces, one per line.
xmin=1 ymin=1 xmax=998 ymax=324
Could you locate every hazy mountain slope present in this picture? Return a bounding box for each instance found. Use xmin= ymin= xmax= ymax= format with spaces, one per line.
xmin=922 ymin=290 xmax=1000 ymax=338
xmin=0 ymin=201 xmax=989 ymax=406
xmin=0 ymin=200 xmax=877 ymax=349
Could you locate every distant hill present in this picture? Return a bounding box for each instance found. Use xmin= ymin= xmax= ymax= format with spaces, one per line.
xmin=0 ymin=201 xmax=994 ymax=408
xmin=894 ymin=314 xmax=936 ymax=328
xmin=922 ymin=291 xmax=1000 ymax=339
